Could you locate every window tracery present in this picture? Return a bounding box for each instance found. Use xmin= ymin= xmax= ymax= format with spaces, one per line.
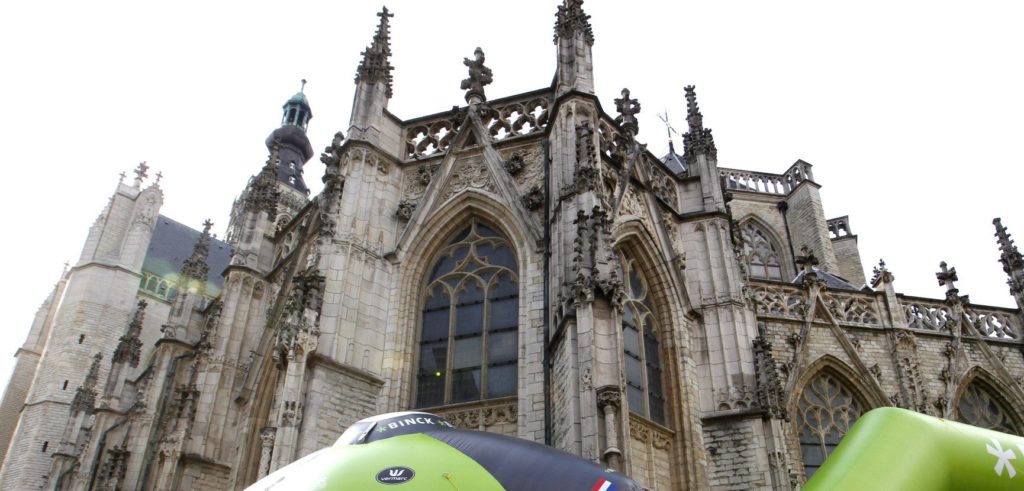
xmin=620 ymin=255 xmax=666 ymax=425
xmin=796 ymin=371 xmax=864 ymax=478
xmin=740 ymin=222 xmax=784 ymax=281
xmin=415 ymin=220 xmax=518 ymax=408
xmin=957 ymin=381 xmax=1020 ymax=434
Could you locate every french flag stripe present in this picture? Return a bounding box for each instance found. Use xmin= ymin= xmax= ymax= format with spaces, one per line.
xmin=591 ymin=479 xmax=614 ymax=491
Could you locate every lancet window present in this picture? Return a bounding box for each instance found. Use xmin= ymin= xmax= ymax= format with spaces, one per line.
xmin=620 ymin=255 xmax=666 ymax=425
xmin=415 ymin=220 xmax=519 ymax=408
xmin=740 ymin=222 xmax=784 ymax=281
xmin=796 ymin=371 xmax=865 ymax=478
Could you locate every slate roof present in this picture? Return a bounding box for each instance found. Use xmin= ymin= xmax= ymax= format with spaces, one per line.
xmin=660 ymin=142 xmax=687 ymax=175
xmin=142 ymin=215 xmax=233 ymax=296
xmin=792 ymin=268 xmax=862 ymax=291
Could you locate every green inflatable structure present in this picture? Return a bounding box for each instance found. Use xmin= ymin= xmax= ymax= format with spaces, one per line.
xmin=805 ymin=407 xmax=1024 ymax=490
xmin=246 ymin=411 xmax=640 ymax=490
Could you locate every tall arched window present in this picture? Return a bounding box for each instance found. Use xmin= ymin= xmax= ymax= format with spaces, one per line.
xmin=797 ymin=371 xmax=865 ymax=478
xmin=740 ymin=222 xmax=784 ymax=281
xmin=416 ymin=220 xmax=518 ymax=408
xmin=957 ymin=381 xmax=1020 ymax=434
xmin=621 ymin=255 xmax=666 ymax=425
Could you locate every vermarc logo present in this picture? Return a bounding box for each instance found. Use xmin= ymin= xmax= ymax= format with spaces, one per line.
xmin=376 ymin=466 xmax=415 ymax=484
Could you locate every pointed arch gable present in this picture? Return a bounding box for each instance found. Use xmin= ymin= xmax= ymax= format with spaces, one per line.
xmin=613 ymin=221 xmax=691 ymax=319
xmin=954 ymin=366 xmax=1024 ymax=435
xmin=736 ymin=215 xmax=791 ymax=281
xmin=791 ymin=354 xmax=887 ymax=412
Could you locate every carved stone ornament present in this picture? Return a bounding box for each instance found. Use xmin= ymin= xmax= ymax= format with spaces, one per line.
xmin=396 ymin=199 xmax=417 ymax=221
xmin=522 ymin=186 xmax=544 ymax=211
xmin=613 ymin=88 xmax=641 ymax=136
xmin=461 ymin=47 xmax=493 ymax=103
xmin=504 ymin=153 xmax=525 ymax=175
xmin=596 ymin=386 xmax=622 ymax=410
xmin=113 ymin=300 xmax=146 ymax=367
xmin=553 ymin=0 xmax=594 ymax=45
xmin=682 ymin=85 xmax=717 ymax=161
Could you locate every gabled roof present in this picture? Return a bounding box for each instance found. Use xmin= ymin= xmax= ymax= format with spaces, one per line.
xmin=142 ymin=215 xmax=233 ymax=295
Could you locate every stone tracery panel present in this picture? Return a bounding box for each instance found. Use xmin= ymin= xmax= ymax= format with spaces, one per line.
xmin=795 ymin=371 xmax=865 ymax=479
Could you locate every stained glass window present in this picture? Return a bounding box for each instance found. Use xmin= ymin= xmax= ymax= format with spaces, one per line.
xmin=621 ymin=256 xmax=666 ymax=425
xmin=957 ymin=382 xmax=1020 ymax=434
xmin=416 ymin=220 xmax=518 ymax=408
xmin=797 ymin=372 xmax=864 ymax=478
xmin=741 ymin=223 xmax=784 ymax=281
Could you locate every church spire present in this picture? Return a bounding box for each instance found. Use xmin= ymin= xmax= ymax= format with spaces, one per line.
xmin=683 ymin=85 xmax=717 ymax=160
xmin=355 ymin=6 xmax=395 ymax=98
xmin=994 ymin=218 xmax=1024 ymax=301
xmin=281 ymin=79 xmax=312 ymax=131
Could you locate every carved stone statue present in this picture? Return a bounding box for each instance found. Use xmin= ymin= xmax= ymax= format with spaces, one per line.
xmin=461 ymin=47 xmax=493 ymax=104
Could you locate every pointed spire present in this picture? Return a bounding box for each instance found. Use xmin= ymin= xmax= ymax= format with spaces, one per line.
xmin=70 ymin=353 xmax=103 ymax=415
xmin=112 ymin=300 xmax=146 ymax=368
xmin=554 ymin=0 xmax=593 ymax=45
xmin=994 ymin=218 xmax=1024 ymax=295
xmin=181 ymin=220 xmax=212 ymax=295
xmin=355 ymin=6 xmax=395 ymax=98
xmin=682 ymin=85 xmax=717 ymax=160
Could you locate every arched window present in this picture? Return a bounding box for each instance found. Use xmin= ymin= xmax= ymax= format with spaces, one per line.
xmin=621 ymin=255 xmax=666 ymax=425
xmin=740 ymin=222 xmax=785 ymax=281
xmin=416 ymin=220 xmax=518 ymax=408
xmin=957 ymin=381 xmax=1020 ymax=434
xmin=797 ymin=371 xmax=865 ymax=478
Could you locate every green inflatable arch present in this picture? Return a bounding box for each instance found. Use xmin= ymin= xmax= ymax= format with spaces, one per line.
xmin=805 ymin=407 xmax=1024 ymax=490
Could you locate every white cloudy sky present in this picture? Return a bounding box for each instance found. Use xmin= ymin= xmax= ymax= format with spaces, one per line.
xmin=1 ymin=0 xmax=1022 ymax=395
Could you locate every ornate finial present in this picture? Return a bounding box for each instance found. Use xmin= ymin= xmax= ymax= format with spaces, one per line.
xmin=133 ymin=161 xmax=149 ymax=187
xmin=202 ymin=219 xmax=213 ymax=235
xmin=614 ymin=88 xmax=641 ymax=136
xmin=113 ymin=300 xmax=146 ymax=367
xmin=870 ymin=259 xmax=894 ymax=287
xmin=355 ymin=7 xmax=395 ymax=98
xmin=936 ymin=261 xmax=958 ymax=289
xmin=936 ymin=261 xmax=968 ymax=304
xmin=554 ymin=0 xmax=594 ymax=45
xmin=154 ymin=171 xmax=163 ymax=185
xmin=118 ymin=171 xmax=126 ymax=184
xmin=300 ymin=78 xmax=307 ymax=93
xmin=682 ymin=85 xmax=717 ymax=160
xmin=461 ymin=47 xmax=493 ymax=104
xmin=795 ymin=245 xmax=819 ymax=275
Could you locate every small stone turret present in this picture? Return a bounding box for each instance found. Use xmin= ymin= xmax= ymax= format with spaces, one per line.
xmin=553 ymin=0 xmax=594 ymax=96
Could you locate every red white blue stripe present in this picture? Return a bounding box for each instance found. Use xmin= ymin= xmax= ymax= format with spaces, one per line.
xmin=591 ymin=478 xmax=615 ymax=491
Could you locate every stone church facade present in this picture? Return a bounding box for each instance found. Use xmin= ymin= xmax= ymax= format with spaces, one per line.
xmin=3 ymin=2 xmax=1023 ymax=489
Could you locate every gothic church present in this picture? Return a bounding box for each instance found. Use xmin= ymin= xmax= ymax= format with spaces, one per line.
xmin=3 ymin=1 xmax=1024 ymax=489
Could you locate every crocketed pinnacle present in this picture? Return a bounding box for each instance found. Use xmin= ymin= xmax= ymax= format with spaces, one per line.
xmin=180 ymin=219 xmax=213 ymax=284
xmin=682 ymin=85 xmax=717 ymax=160
xmin=554 ymin=0 xmax=593 ymax=45
xmin=355 ymin=6 xmax=395 ymax=98
xmin=112 ymin=300 xmax=146 ymax=368
xmin=994 ymin=218 xmax=1024 ymax=275
xmin=247 ymin=142 xmax=283 ymax=218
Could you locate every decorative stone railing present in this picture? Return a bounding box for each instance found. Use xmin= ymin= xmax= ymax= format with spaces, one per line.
xmin=749 ymin=282 xmax=1022 ymax=342
xmin=965 ymin=306 xmax=1021 ymax=340
xmin=403 ymin=91 xmax=552 ymax=160
xmin=901 ymin=297 xmax=953 ymax=333
xmin=750 ymin=283 xmax=808 ymax=320
xmin=719 ymin=160 xmax=814 ymax=196
xmin=430 ymin=398 xmax=518 ymax=434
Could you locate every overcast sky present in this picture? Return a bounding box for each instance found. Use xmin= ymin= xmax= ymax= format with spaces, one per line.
xmin=1 ymin=0 xmax=1022 ymax=396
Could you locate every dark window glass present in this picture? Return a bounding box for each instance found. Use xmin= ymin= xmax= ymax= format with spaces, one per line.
xmin=957 ymin=382 xmax=1020 ymax=434
xmin=620 ymin=256 xmax=667 ymax=425
xmin=415 ymin=220 xmax=519 ymax=407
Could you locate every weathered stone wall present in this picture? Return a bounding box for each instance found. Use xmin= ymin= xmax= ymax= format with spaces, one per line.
xmin=299 ymin=357 xmax=384 ymax=456
xmin=831 ymin=236 xmax=866 ymax=286
xmin=703 ymin=418 xmax=771 ymax=490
